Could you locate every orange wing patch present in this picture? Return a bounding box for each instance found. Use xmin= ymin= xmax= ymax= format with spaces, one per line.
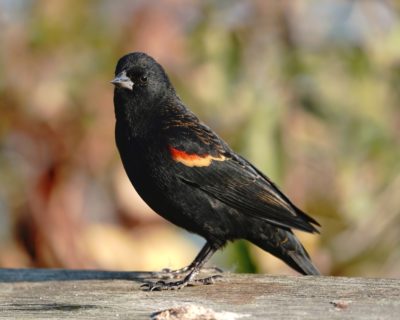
xmin=169 ymin=146 xmax=225 ymax=167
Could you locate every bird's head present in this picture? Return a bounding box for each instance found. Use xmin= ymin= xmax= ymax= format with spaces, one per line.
xmin=111 ymin=52 xmax=172 ymax=104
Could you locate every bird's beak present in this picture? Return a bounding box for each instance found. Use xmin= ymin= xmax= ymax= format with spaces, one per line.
xmin=111 ymin=70 xmax=134 ymax=90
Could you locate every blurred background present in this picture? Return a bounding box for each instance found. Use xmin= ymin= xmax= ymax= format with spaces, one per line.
xmin=0 ymin=0 xmax=399 ymax=278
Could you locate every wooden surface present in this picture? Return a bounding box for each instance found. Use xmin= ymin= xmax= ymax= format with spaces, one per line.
xmin=0 ymin=268 xmax=399 ymax=319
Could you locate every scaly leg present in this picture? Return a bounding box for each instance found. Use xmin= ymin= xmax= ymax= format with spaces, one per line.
xmin=141 ymin=242 xmax=222 ymax=291
xmin=151 ymin=266 xmax=223 ymax=279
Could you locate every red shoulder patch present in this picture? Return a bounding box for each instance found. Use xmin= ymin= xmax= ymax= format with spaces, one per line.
xmin=168 ymin=146 xmax=225 ymax=167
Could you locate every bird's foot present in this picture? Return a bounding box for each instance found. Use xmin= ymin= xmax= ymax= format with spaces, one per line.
xmin=151 ymin=266 xmax=223 ymax=279
xmin=192 ymin=274 xmax=223 ymax=285
xmin=140 ymin=274 xmax=222 ymax=291
xmin=140 ymin=279 xmax=188 ymax=291
xmin=151 ymin=267 xmax=189 ymax=279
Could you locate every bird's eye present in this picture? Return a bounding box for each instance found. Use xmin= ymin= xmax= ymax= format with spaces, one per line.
xmin=140 ymin=75 xmax=148 ymax=83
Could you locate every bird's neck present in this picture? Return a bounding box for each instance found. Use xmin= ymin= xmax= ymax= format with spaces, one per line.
xmin=114 ymin=93 xmax=166 ymax=140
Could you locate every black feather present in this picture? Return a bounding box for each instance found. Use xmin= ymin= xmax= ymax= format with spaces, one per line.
xmin=112 ymin=52 xmax=321 ymax=287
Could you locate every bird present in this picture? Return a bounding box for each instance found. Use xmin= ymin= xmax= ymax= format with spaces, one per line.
xmin=111 ymin=52 xmax=320 ymax=290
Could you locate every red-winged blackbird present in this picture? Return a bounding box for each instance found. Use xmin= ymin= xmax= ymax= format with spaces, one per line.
xmin=111 ymin=52 xmax=320 ymax=290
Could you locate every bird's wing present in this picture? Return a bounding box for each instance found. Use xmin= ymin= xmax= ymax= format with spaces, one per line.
xmin=163 ymin=113 xmax=320 ymax=233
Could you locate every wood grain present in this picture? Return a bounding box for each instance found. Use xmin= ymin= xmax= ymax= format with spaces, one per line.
xmin=0 ymin=268 xmax=399 ymax=319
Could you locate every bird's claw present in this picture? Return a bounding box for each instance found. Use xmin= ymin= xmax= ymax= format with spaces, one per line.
xmin=140 ymin=274 xmax=223 ymax=291
xmin=140 ymin=279 xmax=187 ymax=291
xmin=150 ymin=268 xmax=187 ymax=280
xmin=193 ymin=274 xmax=223 ymax=285
xmin=151 ymin=266 xmax=223 ymax=280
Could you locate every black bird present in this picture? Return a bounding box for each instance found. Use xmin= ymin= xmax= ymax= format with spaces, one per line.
xmin=111 ymin=52 xmax=320 ymax=290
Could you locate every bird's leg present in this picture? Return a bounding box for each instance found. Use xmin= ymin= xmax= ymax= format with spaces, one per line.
xmin=153 ymin=266 xmax=191 ymax=278
xmin=151 ymin=261 xmax=222 ymax=280
xmin=150 ymin=242 xmax=223 ymax=279
xmin=141 ymin=242 xmax=222 ymax=291
xmin=153 ymin=265 xmax=222 ymax=279
xmin=151 ymin=265 xmax=194 ymax=279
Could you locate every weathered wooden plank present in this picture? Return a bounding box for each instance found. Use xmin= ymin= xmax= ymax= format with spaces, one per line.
xmin=0 ymin=269 xmax=399 ymax=319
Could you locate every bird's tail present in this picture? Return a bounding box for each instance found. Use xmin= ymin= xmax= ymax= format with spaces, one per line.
xmin=286 ymin=248 xmax=320 ymax=275
xmin=247 ymin=226 xmax=320 ymax=276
